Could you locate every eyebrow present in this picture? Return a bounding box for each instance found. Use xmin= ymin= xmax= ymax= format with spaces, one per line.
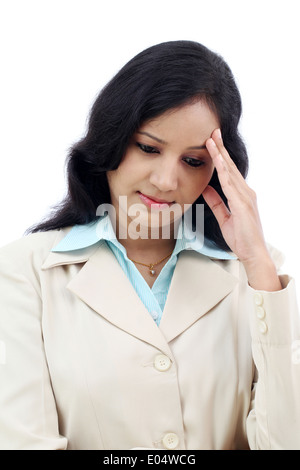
xmin=137 ymin=131 xmax=207 ymax=149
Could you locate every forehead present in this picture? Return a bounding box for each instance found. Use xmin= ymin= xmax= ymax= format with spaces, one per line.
xmin=139 ymin=101 xmax=220 ymax=142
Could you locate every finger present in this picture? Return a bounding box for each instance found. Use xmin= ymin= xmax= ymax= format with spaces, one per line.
xmin=206 ymin=138 xmax=233 ymax=194
xmin=211 ymin=129 xmax=234 ymax=164
xmin=202 ymin=185 xmax=231 ymax=228
xmin=208 ymin=129 xmax=245 ymax=183
xmin=206 ymin=137 xmax=226 ymax=172
xmin=206 ymin=133 xmax=249 ymax=199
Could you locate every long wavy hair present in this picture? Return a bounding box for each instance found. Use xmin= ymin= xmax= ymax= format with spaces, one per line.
xmin=28 ymin=40 xmax=248 ymax=250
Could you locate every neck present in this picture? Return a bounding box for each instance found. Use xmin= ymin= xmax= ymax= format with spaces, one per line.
xmin=115 ymin=213 xmax=179 ymax=259
xmin=119 ymin=234 xmax=176 ymax=257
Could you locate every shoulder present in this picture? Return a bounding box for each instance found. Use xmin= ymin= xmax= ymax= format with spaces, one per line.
xmin=0 ymin=228 xmax=72 ymax=273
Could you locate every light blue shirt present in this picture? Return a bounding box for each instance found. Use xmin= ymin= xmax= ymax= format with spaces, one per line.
xmin=52 ymin=216 xmax=236 ymax=326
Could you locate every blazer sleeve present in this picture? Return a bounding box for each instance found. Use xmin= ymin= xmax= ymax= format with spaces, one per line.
xmin=246 ymin=274 xmax=300 ymax=449
xmin=0 ymin=250 xmax=68 ymax=450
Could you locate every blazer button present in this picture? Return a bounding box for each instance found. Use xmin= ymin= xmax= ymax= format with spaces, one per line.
xmin=154 ymin=354 xmax=172 ymax=372
xmin=162 ymin=432 xmax=179 ymax=449
xmin=254 ymin=292 xmax=264 ymax=306
xmin=256 ymin=306 xmax=266 ymax=319
xmin=258 ymin=320 xmax=268 ymax=334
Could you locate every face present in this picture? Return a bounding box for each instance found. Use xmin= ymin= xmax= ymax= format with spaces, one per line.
xmin=106 ymin=100 xmax=219 ymax=238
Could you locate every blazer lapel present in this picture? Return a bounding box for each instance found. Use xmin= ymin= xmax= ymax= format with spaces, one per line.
xmin=43 ymin=236 xmax=238 ymax=354
xmin=159 ymin=250 xmax=239 ymax=342
xmin=66 ymin=242 xmax=173 ymax=357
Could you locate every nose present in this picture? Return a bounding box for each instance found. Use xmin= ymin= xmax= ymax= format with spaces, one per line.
xmin=149 ymin=157 xmax=178 ymax=192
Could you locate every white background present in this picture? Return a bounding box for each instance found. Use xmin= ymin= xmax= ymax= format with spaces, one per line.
xmin=0 ymin=0 xmax=299 ymax=293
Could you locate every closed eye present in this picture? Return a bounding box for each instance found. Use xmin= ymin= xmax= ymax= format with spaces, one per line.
xmin=136 ymin=142 xmax=205 ymax=168
xmin=183 ymin=157 xmax=205 ymax=168
xmin=136 ymin=142 xmax=160 ymax=154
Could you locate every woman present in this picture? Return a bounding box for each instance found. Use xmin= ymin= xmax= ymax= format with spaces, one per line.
xmin=0 ymin=40 xmax=299 ymax=450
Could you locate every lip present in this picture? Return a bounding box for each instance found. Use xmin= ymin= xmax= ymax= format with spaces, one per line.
xmin=138 ymin=192 xmax=174 ymax=209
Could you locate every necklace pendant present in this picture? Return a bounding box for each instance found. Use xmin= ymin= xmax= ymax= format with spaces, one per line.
xmin=149 ymin=264 xmax=156 ymax=276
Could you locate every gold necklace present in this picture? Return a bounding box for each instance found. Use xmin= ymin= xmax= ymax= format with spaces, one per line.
xmin=128 ymin=250 xmax=173 ymax=276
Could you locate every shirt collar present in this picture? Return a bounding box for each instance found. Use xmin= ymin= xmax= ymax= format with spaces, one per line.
xmin=51 ymin=215 xmax=237 ymax=260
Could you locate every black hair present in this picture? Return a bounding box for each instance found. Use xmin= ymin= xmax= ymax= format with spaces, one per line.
xmin=27 ymin=40 xmax=248 ymax=250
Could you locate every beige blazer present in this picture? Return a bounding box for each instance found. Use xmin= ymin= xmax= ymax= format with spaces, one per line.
xmin=0 ymin=228 xmax=300 ymax=450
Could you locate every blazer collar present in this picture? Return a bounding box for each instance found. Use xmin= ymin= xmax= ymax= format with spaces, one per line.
xmin=42 ymin=236 xmax=238 ymax=356
xmin=50 ymin=215 xmax=237 ymax=261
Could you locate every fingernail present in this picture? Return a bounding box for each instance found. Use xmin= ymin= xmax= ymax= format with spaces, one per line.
xmin=216 ymin=129 xmax=222 ymax=139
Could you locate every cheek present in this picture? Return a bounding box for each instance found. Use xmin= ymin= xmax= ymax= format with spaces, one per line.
xmin=107 ymin=157 xmax=143 ymax=199
xmin=106 ymin=169 xmax=124 ymax=200
xmin=113 ymin=151 xmax=144 ymax=183
xmin=204 ymin=165 xmax=215 ymax=187
xmin=188 ymin=167 xmax=214 ymax=199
